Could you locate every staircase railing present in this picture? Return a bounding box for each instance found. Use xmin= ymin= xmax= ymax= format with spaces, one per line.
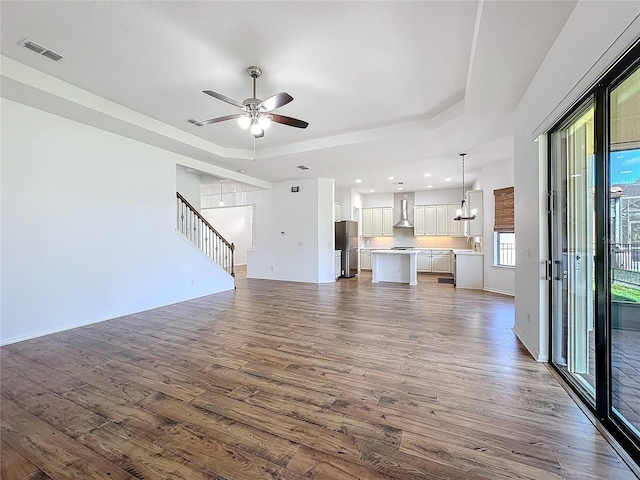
xmin=176 ymin=192 xmax=235 ymax=277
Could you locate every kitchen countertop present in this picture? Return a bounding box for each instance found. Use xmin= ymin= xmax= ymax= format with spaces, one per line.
xmin=451 ymin=249 xmax=484 ymax=255
xmin=371 ymin=249 xmax=420 ymax=254
xmin=360 ymin=247 xmax=464 ymax=251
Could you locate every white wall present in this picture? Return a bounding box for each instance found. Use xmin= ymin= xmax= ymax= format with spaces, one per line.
xmin=176 ymin=166 xmax=201 ymax=210
xmin=246 ymin=178 xmax=335 ymax=283
xmin=0 ymin=99 xmax=234 ymax=345
xmin=362 ymin=193 xmax=394 ymax=208
xmin=513 ymin=2 xmax=639 ymax=361
xmin=201 ymin=206 xmax=253 ymax=265
xmin=478 ymin=160 xmax=515 ymax=295
xmin=414 ymin=188 xmax=461 ymax=205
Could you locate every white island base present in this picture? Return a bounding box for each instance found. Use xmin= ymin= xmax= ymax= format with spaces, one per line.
xmin=371 ymin=250 xmax=420 ymax=285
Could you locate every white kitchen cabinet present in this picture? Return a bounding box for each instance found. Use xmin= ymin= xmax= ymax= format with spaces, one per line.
xmin=334 ymin=202 xmax=342 ymax=221
xmin=431 ymin=250 xmax=451 ymax=273
xmin=447 ymin=204 xmax=462 ymax=236
xmin=417 ymin=251 xmax=432 ymax=272
xmin=372 ymin=208 xmax=383 ymax=235
xmin=439 ymin=204 xmax=463 ymax=236
xmin=362 ymin=209 xmax=373 ymax=237
xmin=453 ymin=251 xmax=483 ymax=289
xmin=334 ymin=250 xmax=342 ymax=279
xmin=436 ymin=204 xmax=462 ymax=236
xmin=425 ymin=206 xmax=437 ymax=235
xmin=382 ymin=207 xmax=393 ymax=235
xmin=360 ymin=250 xmax=371 ymax=270
xmin=414 ymin=206 xmax=437 ymax=236
xmin=362 ymin=207 xmax=393 ymax=236
xmin=436 ymin=205 xmax=448 ymax=236
xmin=414 ymin=205 xmax=425 ymax=235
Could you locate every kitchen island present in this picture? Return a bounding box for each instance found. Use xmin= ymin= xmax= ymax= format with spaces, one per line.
xmin=371 ymin=249 xmax=420 ymax=285
xmin=452 ymin=250 xmax=484 ymax=289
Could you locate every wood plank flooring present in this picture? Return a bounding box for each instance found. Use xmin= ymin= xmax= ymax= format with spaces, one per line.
xmin=1 ymin=267 xmax=637 ymax=479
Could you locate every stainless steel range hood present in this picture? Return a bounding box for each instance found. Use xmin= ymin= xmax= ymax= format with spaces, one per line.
xmin=393 ymin=199 xmax=413 ymax=228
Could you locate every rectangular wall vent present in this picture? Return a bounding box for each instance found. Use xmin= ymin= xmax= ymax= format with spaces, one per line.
xmin=296 ymin=165 xmax=310 ymax=170
xmin=19 ymin=38 xmax=64 ymax=62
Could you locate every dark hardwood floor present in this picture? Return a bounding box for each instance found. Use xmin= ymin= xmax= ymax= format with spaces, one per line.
xmin=1 ymin=267 xmax=637 ymax=479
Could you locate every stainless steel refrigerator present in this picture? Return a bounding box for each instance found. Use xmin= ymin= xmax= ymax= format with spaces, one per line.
xmin=335 ymin=220 xmax=358 ymax=278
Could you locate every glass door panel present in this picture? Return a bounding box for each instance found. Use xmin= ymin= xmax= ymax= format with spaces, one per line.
xmin=551 ymin=100 xmax=596 ymax=399
xmin=609 ymin=64 xmax=640 ymax=436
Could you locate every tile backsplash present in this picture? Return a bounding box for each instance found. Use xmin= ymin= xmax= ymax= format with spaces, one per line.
xmin=362 ymin=231 xmax=473 ymax=249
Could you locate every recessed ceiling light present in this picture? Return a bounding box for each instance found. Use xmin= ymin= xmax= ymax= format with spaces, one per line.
xmin=370 ymin=189 xmax=375 ymax=193
xmin=388 ymin=176 xmax=394 ymax=180
xmin=424 ymin=173 xmax=431 ymax=177
xmin=445 ymin=178 xmax=451 ymax=182
xmin=355 ymin=179 xmax=362 ymax=183
xmin=397 ymin=187 xmax=404 ymax=191
xmin=427 ymin=185 xmax=433 ymax=189
xmin=237 ymin=169 xmax=245 ymax=173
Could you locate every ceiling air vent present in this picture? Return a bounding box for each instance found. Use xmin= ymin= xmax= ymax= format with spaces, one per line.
xmin=296 ymin=165 xmax=310 ymax=170
xmin=19 ymin=38 xmax=64 ymax=62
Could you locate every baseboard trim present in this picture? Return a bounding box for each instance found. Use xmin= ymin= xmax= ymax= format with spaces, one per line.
xmin=1 ymin=318 xmax=110 ymax=346
xmin=513 ymin=324 xmax=548 ymax=362
xmin=483 ymin=287 xmax=515 ymax=296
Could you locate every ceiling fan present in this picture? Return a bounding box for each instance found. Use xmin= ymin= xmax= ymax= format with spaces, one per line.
xmin=188 ymin=66 xmax=309 ymax=138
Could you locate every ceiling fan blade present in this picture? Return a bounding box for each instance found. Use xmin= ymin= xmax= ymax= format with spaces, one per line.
xmin=188 ymin=114 xmax=242 ymax=126
xmin=259 ymin=92 xmax=293 ymax=112
xmin=203 ymin=90 xmax=244 ymax=109
xmin=271 ymin=113 xmax=309 ymax=129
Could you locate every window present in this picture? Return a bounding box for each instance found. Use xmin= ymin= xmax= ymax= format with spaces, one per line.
xmin=494 ymin=187 xmax=515 ymax=266
xmin=495 ymin=232 xmax=516 ymax=266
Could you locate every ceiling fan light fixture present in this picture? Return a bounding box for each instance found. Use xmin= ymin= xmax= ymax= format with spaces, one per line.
xmin=250 ymin=122 xmax=263 ymax=136
xmin=189 ymin=66 xmax=308 ymax=139
xmin=237 ymin=115 xmax=251 ymax=129
xmin=258 ymin=116 xmax=271 ymax=130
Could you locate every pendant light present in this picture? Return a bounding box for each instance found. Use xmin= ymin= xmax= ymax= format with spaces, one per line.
xmin=454 ymin=153 xmax=476 ymax=221
xmin=218 ymin=181 xmax=224 ymax=207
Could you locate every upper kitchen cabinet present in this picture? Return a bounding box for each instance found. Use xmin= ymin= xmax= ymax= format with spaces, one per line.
xmin=414 ymin=205 xmax=437 ymax=236
xmin=436 ymin=204 xmax=462 ymax=236
xmin=362 ymin=207 xmax=393 ymax=236
xmin=415 ymin=204 xmax=460 ymax=236
xmin=334 ymin=202 xmax=342 ymax=221
xmin=465 ymin=190 xmax=483 ymax=237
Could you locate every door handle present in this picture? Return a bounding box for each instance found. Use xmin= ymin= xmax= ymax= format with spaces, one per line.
xmin=554 ymin=261 xmax=562 ymax=281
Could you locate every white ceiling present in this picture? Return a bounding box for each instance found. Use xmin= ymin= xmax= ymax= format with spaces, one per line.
xmin=0 ymin=1 xmax=577 ymax=194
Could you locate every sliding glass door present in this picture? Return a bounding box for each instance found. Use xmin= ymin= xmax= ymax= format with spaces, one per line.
xmin=550 ymin=42 xmax=640 ymax=459
xmin=609 ymin=64 xmax=640 ymax=437
xmin=550 ymin=100 xmax=596 ymax=400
